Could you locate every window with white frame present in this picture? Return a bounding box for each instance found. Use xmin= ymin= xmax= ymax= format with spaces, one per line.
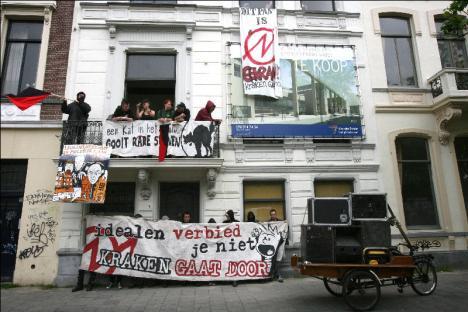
xmin=379 ymin=16 xmax=418 ymax=87
xmin=239 ymin=1 xmax=275 ymax=9
xmin=314 ymin=180 xmax=353 ymax=197
xmin=125 ymin=54 xmax=176 ymax=113
xmin=243 ymin=181 xmax=285 ymax=222
xmin=301 ymin=1 xmax=335 ymax=12
xmin=1 ymin=20 xmax=43 ymax=95
xmin=435 ymin=17 xmax=468 ymax=68
xmin=396 ymin=137 xmax=439 ymax=228
xmin=454 ymin=137 xmax=468 ymax=220
xmin=129 ymin=0 xmax=177 ymax=4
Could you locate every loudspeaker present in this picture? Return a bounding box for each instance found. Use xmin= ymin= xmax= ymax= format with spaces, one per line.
xmin=360 ymin=221 xmax=391 ymax=247
xmin=308 ymin=198 xmax=351 ymax=226
xmin=301 ymin=224 xmax=334 ymax=263
xmin=351 ymin=193 xmax=387 ymax=220
xmin=334 ymin=226 xmax=362 ymax=263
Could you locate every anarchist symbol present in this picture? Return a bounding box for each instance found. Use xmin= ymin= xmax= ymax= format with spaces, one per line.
xmin=243 ymin=27 xmax=275 ymax=66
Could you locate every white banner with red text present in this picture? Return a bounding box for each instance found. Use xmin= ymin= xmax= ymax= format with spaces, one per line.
xmin=239 ymin=7 xmax=282 ymax=98
xmin=80 ymin=216 xmax=288 ymax=281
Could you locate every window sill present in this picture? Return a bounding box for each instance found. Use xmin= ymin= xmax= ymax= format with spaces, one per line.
xmin=1 ymin=120 xmax=63 ymax=129
xmin=301 ymin=10 xmax=359 ymax=17
xmin=372 ymin=87 xmax=431 ymax=93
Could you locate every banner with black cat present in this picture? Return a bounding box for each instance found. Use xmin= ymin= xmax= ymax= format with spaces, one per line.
xmin=167 ymin=121 xmax=217 ymax=157
xmin=80 ymin=215 xmax=288 ymax=281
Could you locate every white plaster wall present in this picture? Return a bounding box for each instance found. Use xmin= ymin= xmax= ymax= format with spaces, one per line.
xmin=361 ymin=1 xmax=467 ymax=251
xmin=1 ymin=128 xmax=63 ymax=285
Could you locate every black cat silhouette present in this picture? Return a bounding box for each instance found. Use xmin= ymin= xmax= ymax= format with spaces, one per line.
xmin=183 ymin=123 xmax=215 ymax=157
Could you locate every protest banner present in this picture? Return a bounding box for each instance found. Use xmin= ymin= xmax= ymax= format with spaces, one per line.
xmin=167 ymin=121 xmax=217 ymax=157
xmin=103 ymin=120 xmax=160 ymax=157
xmin=80 ymin=216 xmax=288 ymax=281
xmin=239 ymin=7 xmax=282 ymax=98
xmin=53 ymin=145 xmax=111 ymax=203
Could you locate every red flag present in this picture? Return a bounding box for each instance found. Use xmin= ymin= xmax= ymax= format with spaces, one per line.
xmin=5 ymin=87 xmax=50 ymax=111
xmin=159 ymin=128 xmax=167 ymax=162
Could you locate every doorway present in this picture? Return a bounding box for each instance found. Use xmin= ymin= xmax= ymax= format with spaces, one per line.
xmin=159 ymin=182 xmax=200 ymax=222
xmin=1 ymin=160 xmax=28 ymax=282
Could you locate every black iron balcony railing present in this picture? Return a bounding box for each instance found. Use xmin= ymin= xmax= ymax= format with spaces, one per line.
xmin=60 ymin=120 xmax=220 ymax=158
xmin=429 ymin=68 xmax=468 ymax=98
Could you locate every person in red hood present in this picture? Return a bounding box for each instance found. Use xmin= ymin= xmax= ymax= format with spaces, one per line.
xmin=195 ymin=100 xmax=221 ymax=124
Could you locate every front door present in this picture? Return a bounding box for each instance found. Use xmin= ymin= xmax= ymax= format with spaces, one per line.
xmin=1 ymin=160 xmax=28 ymax=282
xmin=159 ymin=182 xmax=199 ymax=223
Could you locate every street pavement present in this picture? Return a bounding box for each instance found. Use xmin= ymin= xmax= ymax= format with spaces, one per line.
xmin=2 ymin=271 xmax=468 ymax=312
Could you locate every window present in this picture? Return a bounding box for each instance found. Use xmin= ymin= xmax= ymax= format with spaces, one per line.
xmin=435 ymin=18 xmax=468 ymax=68
xmin=380 ymin=16 xmax=417 ymax=87
xmin=125 ymin=54 xmax=176 ymax=113
xmin=396 ymin=137 xmax=439 ymax=228
xmin=1 ymin=21 xmax=43 ymax=95
xmin=89 ymin=182 xmax=135 ymax=216
xmin=243 ymin=181 xmax=285 ymax=221
xmin=301 ymin=1 xmax=335 ymax=12
xmin=130 ymin=0 xmax=177 ymax=4
xmin=314 ymin=180 xmax=353 ymax=197
xmin=454 ymin=137 xmax=468 ymax=220
xmin=239 ymin=1 xmax=275 ymax=9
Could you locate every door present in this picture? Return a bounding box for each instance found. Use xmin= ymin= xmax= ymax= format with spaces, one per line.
xmin=159 ymin=182 xmax=199 ymax=223
xmin=1 ymin=160 xmax=28 ymax=282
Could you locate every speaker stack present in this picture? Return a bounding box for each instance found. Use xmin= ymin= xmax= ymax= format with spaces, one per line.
xmin=301 ymin=194 xmax=390 ymax=264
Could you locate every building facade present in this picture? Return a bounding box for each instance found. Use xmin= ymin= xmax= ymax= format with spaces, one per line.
xmin=361 ymin=1 xmax=468 ymax=266
xmin=54 ymin=0 xmax=379 ymax=286
xmin=1 ymin=0 xmax=75 ymax=284
xmin=1 ymin=0 xmax=466 ymax=286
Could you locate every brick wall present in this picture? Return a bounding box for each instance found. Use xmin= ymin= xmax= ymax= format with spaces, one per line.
xmin=41 ymin=1 xmax=75 ymax=120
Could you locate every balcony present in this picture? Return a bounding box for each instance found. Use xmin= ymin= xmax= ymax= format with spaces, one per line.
xmin=428 ymin=68 xmax=468 ymax=144
xmin=60 ymin=120 xmax=222 ymax=167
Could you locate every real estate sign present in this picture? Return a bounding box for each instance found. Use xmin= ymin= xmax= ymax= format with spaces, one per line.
xmin=230 ymin=45 xmax=362 ymax=138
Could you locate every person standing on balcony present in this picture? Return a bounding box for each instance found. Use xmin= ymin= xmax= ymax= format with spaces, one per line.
xmin=112 ymin=99 xmax=135 ymax=121
xmin=194 ymin=100 xmax=221 ymax=124
xmin=136 ymin=99 xmax=156 ymax=120
xmin=61 ymin=91 xmax=91 ymax=144
xmin=156 ymin=99 xmax=175 ymax=161
xmin=174 ymin=102 xmax=191 ymax=122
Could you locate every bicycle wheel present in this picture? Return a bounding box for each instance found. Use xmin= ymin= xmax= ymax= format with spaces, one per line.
xmin=343 ymin=270 xmax=381 ymax=311
xmin=410 ymin=260 xmax=437 ymax=296
xmin=323 ymin=278 xmax=343 ymax=297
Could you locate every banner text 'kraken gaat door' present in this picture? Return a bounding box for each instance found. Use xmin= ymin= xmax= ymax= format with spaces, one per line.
xmin=80 ymin=216 xmax=288 ymax=281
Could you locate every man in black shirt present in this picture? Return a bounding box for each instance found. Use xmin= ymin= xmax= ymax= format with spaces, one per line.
xmin=62 ymin=91 xmax=91 ymax=144
xmin=174 ymin=102 xmax=191 ymax=122
xmin=112 ymin=99 xmax=135 ymax=121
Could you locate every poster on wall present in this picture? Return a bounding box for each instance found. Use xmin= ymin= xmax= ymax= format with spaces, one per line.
xmin=103 ymin=120 xmax=160 ymax=157
xmin=230 ymin=45 xmax=363 ymax=138
xmin=167 ymin=121 xmax=217 ymax=157
xmin=239 ymin=7 xmax=282 ymax=98
xmin=80 ymin=215 xmax=288 ymax=281
xmin=53 ymin=145 xmax=111 ymax=203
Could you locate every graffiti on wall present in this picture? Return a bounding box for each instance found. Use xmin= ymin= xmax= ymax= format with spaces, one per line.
xmin=18 ymin=190 xmax=59 ymax=260
xmin=25 ymin=189 xmax=54 ymax=206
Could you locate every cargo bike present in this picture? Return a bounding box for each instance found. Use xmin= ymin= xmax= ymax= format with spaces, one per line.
xmin=292 ymin=196 xmax=437 ymax=311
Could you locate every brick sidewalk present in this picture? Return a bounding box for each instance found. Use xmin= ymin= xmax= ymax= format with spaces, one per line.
xmin=2 ymin=271 xmax=468 ymax=312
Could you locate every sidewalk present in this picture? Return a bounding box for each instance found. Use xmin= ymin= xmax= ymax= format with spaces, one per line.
xmin=2 ymin=271 xmax=468 ymax=312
